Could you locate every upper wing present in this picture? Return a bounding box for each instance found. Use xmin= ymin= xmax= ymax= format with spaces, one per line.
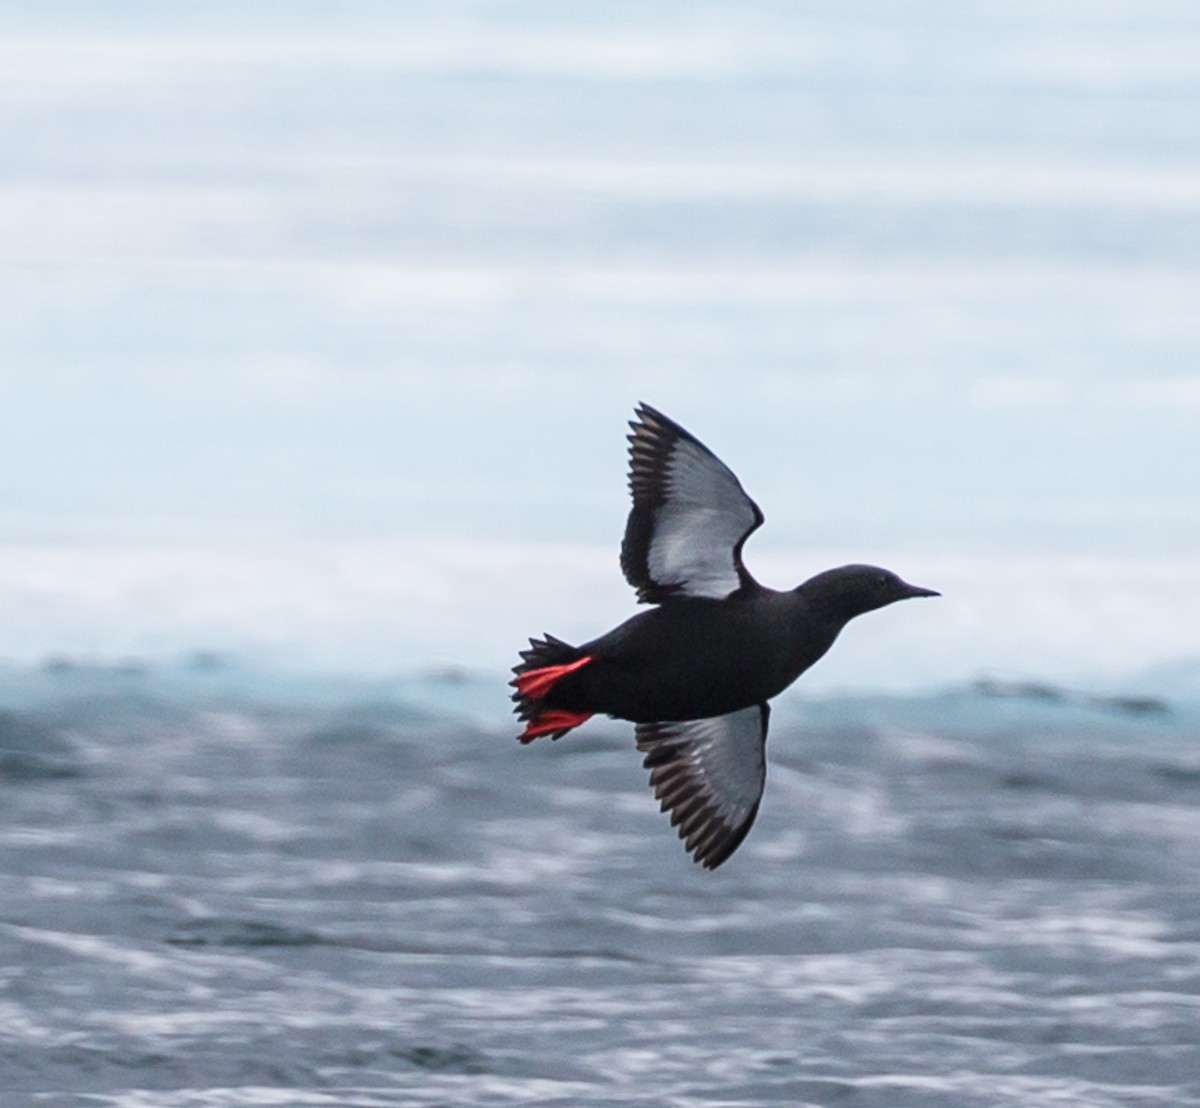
xmin=620 ymin=404 xmax=764 ymax=604
xmin=635 ymin=703 xmax=770 ymax=870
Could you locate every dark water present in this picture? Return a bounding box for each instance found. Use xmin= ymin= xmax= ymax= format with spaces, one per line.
xmin=1 ymin=664 xmax=1199 ymax=1107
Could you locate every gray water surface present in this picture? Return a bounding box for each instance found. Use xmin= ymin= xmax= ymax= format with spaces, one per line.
xmin=1 ymin=667 xmax=1197 ymax=1107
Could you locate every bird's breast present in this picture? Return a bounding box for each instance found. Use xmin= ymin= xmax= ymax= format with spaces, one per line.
xmin=562 ymin=597 xmax=834 ymax=722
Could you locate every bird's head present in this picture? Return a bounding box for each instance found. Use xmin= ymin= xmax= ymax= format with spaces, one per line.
xmin=796 ymin=564 xmax=940 ymax=620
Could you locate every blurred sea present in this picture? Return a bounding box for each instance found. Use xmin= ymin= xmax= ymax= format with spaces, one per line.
xmin=1 ymin=658 xmax=1199 ymax=1107
xmin=3 ymin=1 xmax=1200 ymax=1105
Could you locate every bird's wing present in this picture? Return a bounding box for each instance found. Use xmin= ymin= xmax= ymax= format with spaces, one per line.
xmin=636 ymin=703 xmax=769 ymax=870
xmin=620 ymin=403 xmax=764 ymax=604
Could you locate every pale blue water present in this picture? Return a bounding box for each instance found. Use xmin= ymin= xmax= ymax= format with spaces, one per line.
xmin=3 ymin=2 xmax=1200 ymax=1103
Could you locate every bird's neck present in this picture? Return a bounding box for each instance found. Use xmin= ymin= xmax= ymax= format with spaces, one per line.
xmin=777 ymin=588 xmax=849 ymax=672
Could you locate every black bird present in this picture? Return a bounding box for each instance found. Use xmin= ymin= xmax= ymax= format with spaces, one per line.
xmin=511 ymin=404 xmax=938 ymax=869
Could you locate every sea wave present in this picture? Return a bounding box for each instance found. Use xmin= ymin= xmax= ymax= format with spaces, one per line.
xmin=0 ymin=656 xmax=1198 ymax=1105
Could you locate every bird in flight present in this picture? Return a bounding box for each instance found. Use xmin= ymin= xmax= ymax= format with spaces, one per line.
xmin=511 ymin=404 xmax=938 ymax=869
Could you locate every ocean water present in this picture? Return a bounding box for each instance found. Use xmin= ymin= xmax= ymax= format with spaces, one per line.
xmin=1 ymin=660 xmax=1199 ymax=1107
xmin=4 ymin=2 xmax=1200 ymax=1104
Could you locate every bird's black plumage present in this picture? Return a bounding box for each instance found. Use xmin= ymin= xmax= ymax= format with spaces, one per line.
xmin=512 ymin=403 xmax=938 ymax=869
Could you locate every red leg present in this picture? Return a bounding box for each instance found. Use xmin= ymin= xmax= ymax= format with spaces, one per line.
xmin=513 ymin=655 xmax=594 ymax=701
xmin=518 ymin=709 xmax=595 ymax=743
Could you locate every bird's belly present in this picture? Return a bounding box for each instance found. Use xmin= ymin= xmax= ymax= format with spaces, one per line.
xmin=563 ymin=637 xmax=799 ymax=723
xmin=544 ymin=599 xmax=838 ymax=724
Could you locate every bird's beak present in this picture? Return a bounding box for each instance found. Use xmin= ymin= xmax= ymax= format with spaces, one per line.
xmin=902 ymin=583 xmax=940 ymax=599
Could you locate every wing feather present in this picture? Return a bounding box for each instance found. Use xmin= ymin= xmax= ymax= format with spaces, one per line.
xmin=620 ymin=404 xmax=764 ymax=603
xmin=635 ymin=704 xmax=770 ymax=869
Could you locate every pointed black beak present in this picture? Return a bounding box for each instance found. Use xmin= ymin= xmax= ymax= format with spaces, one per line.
xmin=902 ymin=582 xmax=940 ymax=599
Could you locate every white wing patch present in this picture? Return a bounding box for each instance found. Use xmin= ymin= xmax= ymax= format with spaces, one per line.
xmin=622 ymin=405 xmax=764 ymax=603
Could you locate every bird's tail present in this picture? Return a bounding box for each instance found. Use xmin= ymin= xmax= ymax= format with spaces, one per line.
xmin=510 ymin=635 xmax=595 ymax=743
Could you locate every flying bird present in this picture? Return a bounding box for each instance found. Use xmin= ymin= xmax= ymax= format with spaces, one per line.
xmin=511 ymin=404 xmax=938 ymax=869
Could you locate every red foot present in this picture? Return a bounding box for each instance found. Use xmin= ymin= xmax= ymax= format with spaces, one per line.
xmin=513 ymin=656 xmax=593 ymax=700
xmin=519 ymin=709 xmax=595 ymax=743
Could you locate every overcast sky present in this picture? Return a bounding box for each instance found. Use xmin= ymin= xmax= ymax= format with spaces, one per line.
xmin=2 ymin=1 xmax=1199 ymax=686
